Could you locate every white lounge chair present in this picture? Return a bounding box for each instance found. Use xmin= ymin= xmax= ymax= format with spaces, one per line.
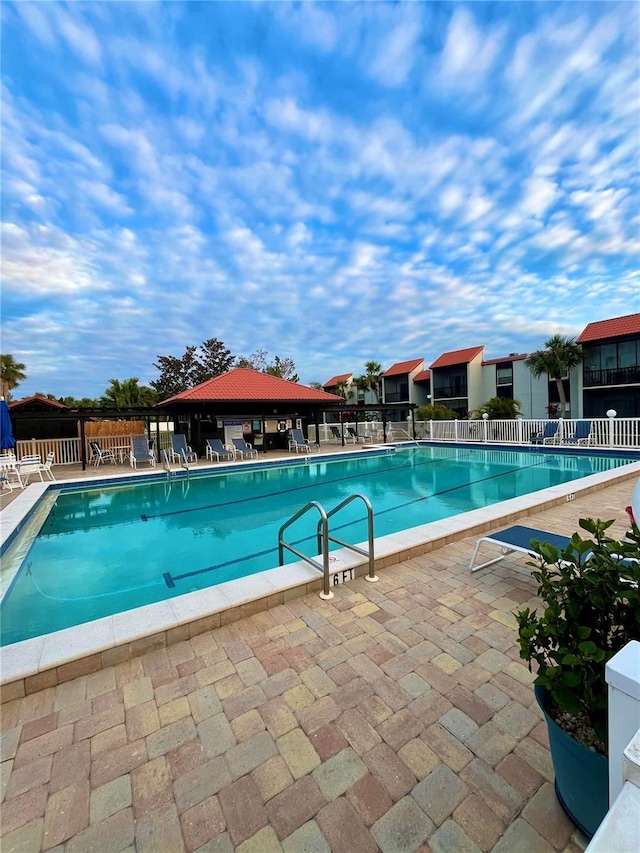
xmin=562 ymin=421 xmax=593 ymax=446
xmin=231 ymin=438 xmax=258 ymax=459
xmin=130 ymin=438 xmax=156 ymax=468
xmin=170 ymin=434 xmax=197 ymax=463
xmin=470 ymin=525 xmax=571 ymax=573
xmin=38 ymin=451 xmax=56 ymax=481
xmin=206 ymin=439 xmax=235 ymax=462
xmin=531 ymin=422 xmax=559 ymax=445
xmin=288 ymin=428 xmax=320 ymax=454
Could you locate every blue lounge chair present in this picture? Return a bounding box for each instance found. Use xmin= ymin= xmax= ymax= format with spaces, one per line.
xmin=288 ymin=428 xmax=320 ymax=453
xmin=531 ymin=422 xmax=559 ymax=445
xmin=562 ymin=421 xmax=592 ymax=445
xmin=171 ymin=434 xmax=197 ymax=463
xmin=206 ymin=439 xmax=235 ymax=462
xmin=130 ymin=437 xmax=156 ymax=468
xmin=470 ymin=525 xmax=571 ymax=572
xmin=232 ymin=438 xmax=258 ymax=459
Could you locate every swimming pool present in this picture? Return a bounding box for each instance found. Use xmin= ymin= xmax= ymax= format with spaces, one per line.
xmin=1 ymin=444 xmax=637 ymax=645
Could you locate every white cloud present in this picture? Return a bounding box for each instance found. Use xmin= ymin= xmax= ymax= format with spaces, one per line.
xmin=520 ymin=176 xmax=559 ymax=218
xmin=369 ymin=18 xmax=421 ymax=87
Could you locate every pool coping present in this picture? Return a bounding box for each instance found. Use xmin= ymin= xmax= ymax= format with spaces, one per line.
xmin=2 ymin=450 xmax=639 ymax=701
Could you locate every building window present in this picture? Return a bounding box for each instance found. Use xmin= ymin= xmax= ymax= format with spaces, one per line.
xmin=496 ymin=364 xmax=513 ymax=386
xmin=384 ymin=377 xmax=409 ymax=403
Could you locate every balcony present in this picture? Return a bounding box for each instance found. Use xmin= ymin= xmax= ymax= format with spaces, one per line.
xmin=384 ymin=391 xmax=409 ymax=403
xmin=433 ymin=385 xmax=468 ymax=399
xmin=583 ymin=366 xmax=640 ymax=388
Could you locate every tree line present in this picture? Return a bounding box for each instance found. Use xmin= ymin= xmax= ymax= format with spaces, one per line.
xmin=0 ymin=341 xmax=303 ymax=408
xmin=0 ymin=334 xmax=584 ymax=414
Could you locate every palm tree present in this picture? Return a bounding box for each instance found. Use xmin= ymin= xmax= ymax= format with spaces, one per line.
xmin=334 ymin=379 xmax=352 ymax=401
xmin=355 ymin=361 xmax=383 ymax=404
xmin=0 ymin=355 xmax=27 ymax=400
xmin=101 ymin=378 xmax=157 ymax=409
xmin=525 ymin=335 xmax=584 ymax=416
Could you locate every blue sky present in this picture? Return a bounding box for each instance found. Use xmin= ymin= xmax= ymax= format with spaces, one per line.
xmin=2 ymin=1 xmax=639 ymax=399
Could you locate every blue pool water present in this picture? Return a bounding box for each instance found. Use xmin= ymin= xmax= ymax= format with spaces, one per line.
xmin=1 ymin=445 xmax=636 ymax=645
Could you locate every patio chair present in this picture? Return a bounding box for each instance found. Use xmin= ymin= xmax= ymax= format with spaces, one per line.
xmin=130 ymin=437 xmax=156 ymax=468
xmin=345 ymin=427 xmax=360 ymax=443
xmin=89 ymin=442 xmax=117 ymax=467
xmin=470 ymin=525 xmax=572 ymax=573
xmin=329 ymin=425 xmax=341 ymax=443
xmin=38 ymin=451 xmax=56 ymax=481
xmin=170 ymin=434 xmax=198 ymax=463
xmin=231 ymin=438 xmax=258 ymax=459
xmin=288 ymin=428 xmax=320 ymax=454
xmin=531 ymin=422 xmax=559 ymax=445
xmin=17 ymin=454 xmax=45 ymax=483
xmin=562 ymin=420 xmax=593 ymax=446
xmin=206 ymin=439 xmax=235 ymax=462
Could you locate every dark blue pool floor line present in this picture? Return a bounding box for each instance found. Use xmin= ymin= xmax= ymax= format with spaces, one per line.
xmin=160 ymin=457 xmax=555 ymax=588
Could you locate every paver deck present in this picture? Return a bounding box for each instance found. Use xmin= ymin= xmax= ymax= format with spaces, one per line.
xmin=1 ymin=477 xmax=635 ymax=852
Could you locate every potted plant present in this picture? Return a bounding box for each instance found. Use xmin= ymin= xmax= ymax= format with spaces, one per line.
xmin=515 ymin=518 xmax=640 ymax=838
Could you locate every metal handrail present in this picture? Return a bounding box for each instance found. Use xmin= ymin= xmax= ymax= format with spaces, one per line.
xmin=278 ymin=493 xmax=377 ymax=601
xmin=278 ymin=501 xmax=331 ymax=599
xmin=319 ymin=493 xmax=377 ymax=584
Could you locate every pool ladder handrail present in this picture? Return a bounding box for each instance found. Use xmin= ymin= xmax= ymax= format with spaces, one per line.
xmin=278 ymin=493 xmax=377 ymax=600
xmin=161 ymin=448 xmax=190 ymax=478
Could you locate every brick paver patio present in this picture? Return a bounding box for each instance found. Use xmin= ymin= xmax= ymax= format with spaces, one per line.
xmin=1 ymin=477 xmax=634 ymax=852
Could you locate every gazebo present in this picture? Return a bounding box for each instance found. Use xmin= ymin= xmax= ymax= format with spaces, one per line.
xmin=160 ymin=368 xmax=345 ymax=453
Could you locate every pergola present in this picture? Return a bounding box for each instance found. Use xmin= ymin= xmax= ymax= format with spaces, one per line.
xmin=8 ymin=369 xmax=419 ymax=468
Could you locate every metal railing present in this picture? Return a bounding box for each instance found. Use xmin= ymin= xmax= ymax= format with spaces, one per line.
xmin=278 ymin=493 xmax=376 ymax=599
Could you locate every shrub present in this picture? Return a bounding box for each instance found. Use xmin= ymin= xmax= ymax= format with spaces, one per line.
xmin=516 ymin=518 xmax=640 ymax=748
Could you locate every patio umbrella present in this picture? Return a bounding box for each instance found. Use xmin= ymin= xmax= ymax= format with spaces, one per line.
xmin=0 ymin=398 xmax=15 ymax=450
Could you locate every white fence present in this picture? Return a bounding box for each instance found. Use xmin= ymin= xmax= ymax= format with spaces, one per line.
xmin=316 ymin=417 xmax=640 ymax=449
xmin=11 ymin=418 xmax=640 ymax=466
xmin=15 ymin=433 xmax=146 ymax=466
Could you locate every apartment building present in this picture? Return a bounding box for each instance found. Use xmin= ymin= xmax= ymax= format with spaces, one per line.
xmin=322 ymin=312 xmax=640 ymax=421
xmin=577 ymin=313 xmax=640 ymax=417
xmin=382 ymin=359 xmax=429 ymax=421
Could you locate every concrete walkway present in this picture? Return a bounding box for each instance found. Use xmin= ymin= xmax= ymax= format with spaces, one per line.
xmin=0 ymin=479 xmax=634 ymax=852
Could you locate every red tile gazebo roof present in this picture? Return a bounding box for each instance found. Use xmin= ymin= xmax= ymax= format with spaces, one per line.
xmin=161 ymin=368 xmax=344 ymax=405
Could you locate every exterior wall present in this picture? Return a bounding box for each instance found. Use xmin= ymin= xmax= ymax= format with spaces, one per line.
xmin=512 ymin=361 xmax=550 ymax=419
xmin=466 ymin=353 xmax=485 ymax=414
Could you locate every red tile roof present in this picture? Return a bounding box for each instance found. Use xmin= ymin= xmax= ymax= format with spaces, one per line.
xmin=482 ymin=354 xmax=529 ymax=366
xmin=383 ymin=359 xmax=423 ymax=377
xmin=161 ymin=368 xmax=344 ymax=404
xmin=430 ymin=346 xmax=484 ymax=369
xmin=323 ymin=373 xmax=352 ymax=388
xmin=413 ymin=369 xmax=431 ymax=382
xmin=10 ymin=395 xmax=68 ymax=410
xmin=577 ymin=313 xmax=640 ymax=343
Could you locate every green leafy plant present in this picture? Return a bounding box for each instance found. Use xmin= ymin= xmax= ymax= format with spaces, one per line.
xmin=516 ymin=518 xmax=640 ymax=748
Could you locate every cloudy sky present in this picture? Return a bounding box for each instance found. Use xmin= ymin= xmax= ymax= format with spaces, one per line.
xmin=2 ymin=1 xmax=639 ymax=399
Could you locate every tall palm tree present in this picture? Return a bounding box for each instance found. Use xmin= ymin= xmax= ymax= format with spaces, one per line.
xmin=525 ymin=335 xmax=584 ymax=416
xmin=0 ymin=355 xmax=27 ymax=400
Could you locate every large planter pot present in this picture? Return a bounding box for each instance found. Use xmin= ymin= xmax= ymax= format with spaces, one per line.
xmin=535 ymin=685 xmax=608 ymax=838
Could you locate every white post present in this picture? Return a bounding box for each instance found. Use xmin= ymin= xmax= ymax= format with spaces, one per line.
xmin=517 ymin=417 xmax=523 ymax=444
xmin=606 ymin=409 xmax=617 ymax=448
xmin=606 ymin=640 xmax=640 ymax=804
xmin=482 ymin=412 xmax=489 ymax=442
